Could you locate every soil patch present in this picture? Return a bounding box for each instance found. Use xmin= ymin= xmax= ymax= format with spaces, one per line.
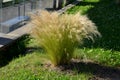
xmin=44 ymin=59 xmax=120 ymax=80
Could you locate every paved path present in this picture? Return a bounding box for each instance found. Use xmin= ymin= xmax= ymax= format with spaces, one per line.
xmin=0 ymin=23 xmax=31 ymax=49
xmin=0 ymin=0 xmax=53 ymax=22
xmin=0 ymin=0 xmax=53 ymax=48
xmin=0 ymin=0 xmax=81 ymax=49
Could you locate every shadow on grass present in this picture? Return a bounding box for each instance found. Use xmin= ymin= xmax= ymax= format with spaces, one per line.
xmin=0 ymin=35 xmax=31 ymax=68
xmin=79 ymin=0 xmax=120 ymax=51
xmin=60 ymin=61 xmax=120 ymax=80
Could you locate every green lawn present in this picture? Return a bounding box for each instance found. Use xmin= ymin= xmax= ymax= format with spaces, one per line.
xmin=0 ymin=0 xmax=120 ymax=80
xmin=67 ymin=0 xmax=120 ymax=67
xmin=67 ymin=0 xmax=120 ymax=51
xmin=0 ymin=52 xmax=91 ymax=80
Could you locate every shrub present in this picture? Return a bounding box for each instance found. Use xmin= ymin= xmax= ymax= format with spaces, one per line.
xmin=30 ymin=11 xmax=101 ymax=66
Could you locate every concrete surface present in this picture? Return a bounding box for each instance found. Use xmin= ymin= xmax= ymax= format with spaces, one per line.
xmin=0 ymin=0 xmax=81 ymax=49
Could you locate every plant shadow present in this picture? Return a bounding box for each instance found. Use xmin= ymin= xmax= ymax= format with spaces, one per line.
xmin=60 ymin=60 xmax=120 ymax=80
xmin=79 ymin=0 xmax=120 ymax=51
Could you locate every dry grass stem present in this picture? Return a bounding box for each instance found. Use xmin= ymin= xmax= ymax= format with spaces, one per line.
xmin=30 ymin=10 xmax=101 ymax=66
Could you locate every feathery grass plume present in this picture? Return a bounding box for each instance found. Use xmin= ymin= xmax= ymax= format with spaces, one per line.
xmin=30 ymin=10 xmax=101 ymax=66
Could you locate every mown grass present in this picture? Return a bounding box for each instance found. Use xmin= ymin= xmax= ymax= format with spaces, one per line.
xmin=67 ymin=0 xmax=120 ymax=51
xmin=74 ymin=48 xmax=120 ymax=67
xmin=67 ymin=0 xmax=120 ymax=67
xmin=0 ymin=47 xmax=119 ymax=80
xmin=0 ymin=52 xmax=90 ymax=80
xmin=0 ymin=0 xmax=120 ymax=80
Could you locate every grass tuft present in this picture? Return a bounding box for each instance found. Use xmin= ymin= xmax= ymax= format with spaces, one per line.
xmin=30 ymin=10 xmax=100 ymax=66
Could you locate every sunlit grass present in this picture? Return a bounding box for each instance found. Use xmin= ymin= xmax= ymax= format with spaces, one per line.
xmin=67 ymin=0 xmax=120 ymax=67
xmin=74 ymin=48 xmax=120 ymax=67
xmin=0 ymin=52 xmax=90 ymax=80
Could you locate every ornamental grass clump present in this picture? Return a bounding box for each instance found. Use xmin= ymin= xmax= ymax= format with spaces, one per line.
xmin=30 ymin=11 xmax=101 ymax=66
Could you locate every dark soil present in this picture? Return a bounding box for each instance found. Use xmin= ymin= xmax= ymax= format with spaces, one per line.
xmin=44 ymin=59 xmax=120 ymax=80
